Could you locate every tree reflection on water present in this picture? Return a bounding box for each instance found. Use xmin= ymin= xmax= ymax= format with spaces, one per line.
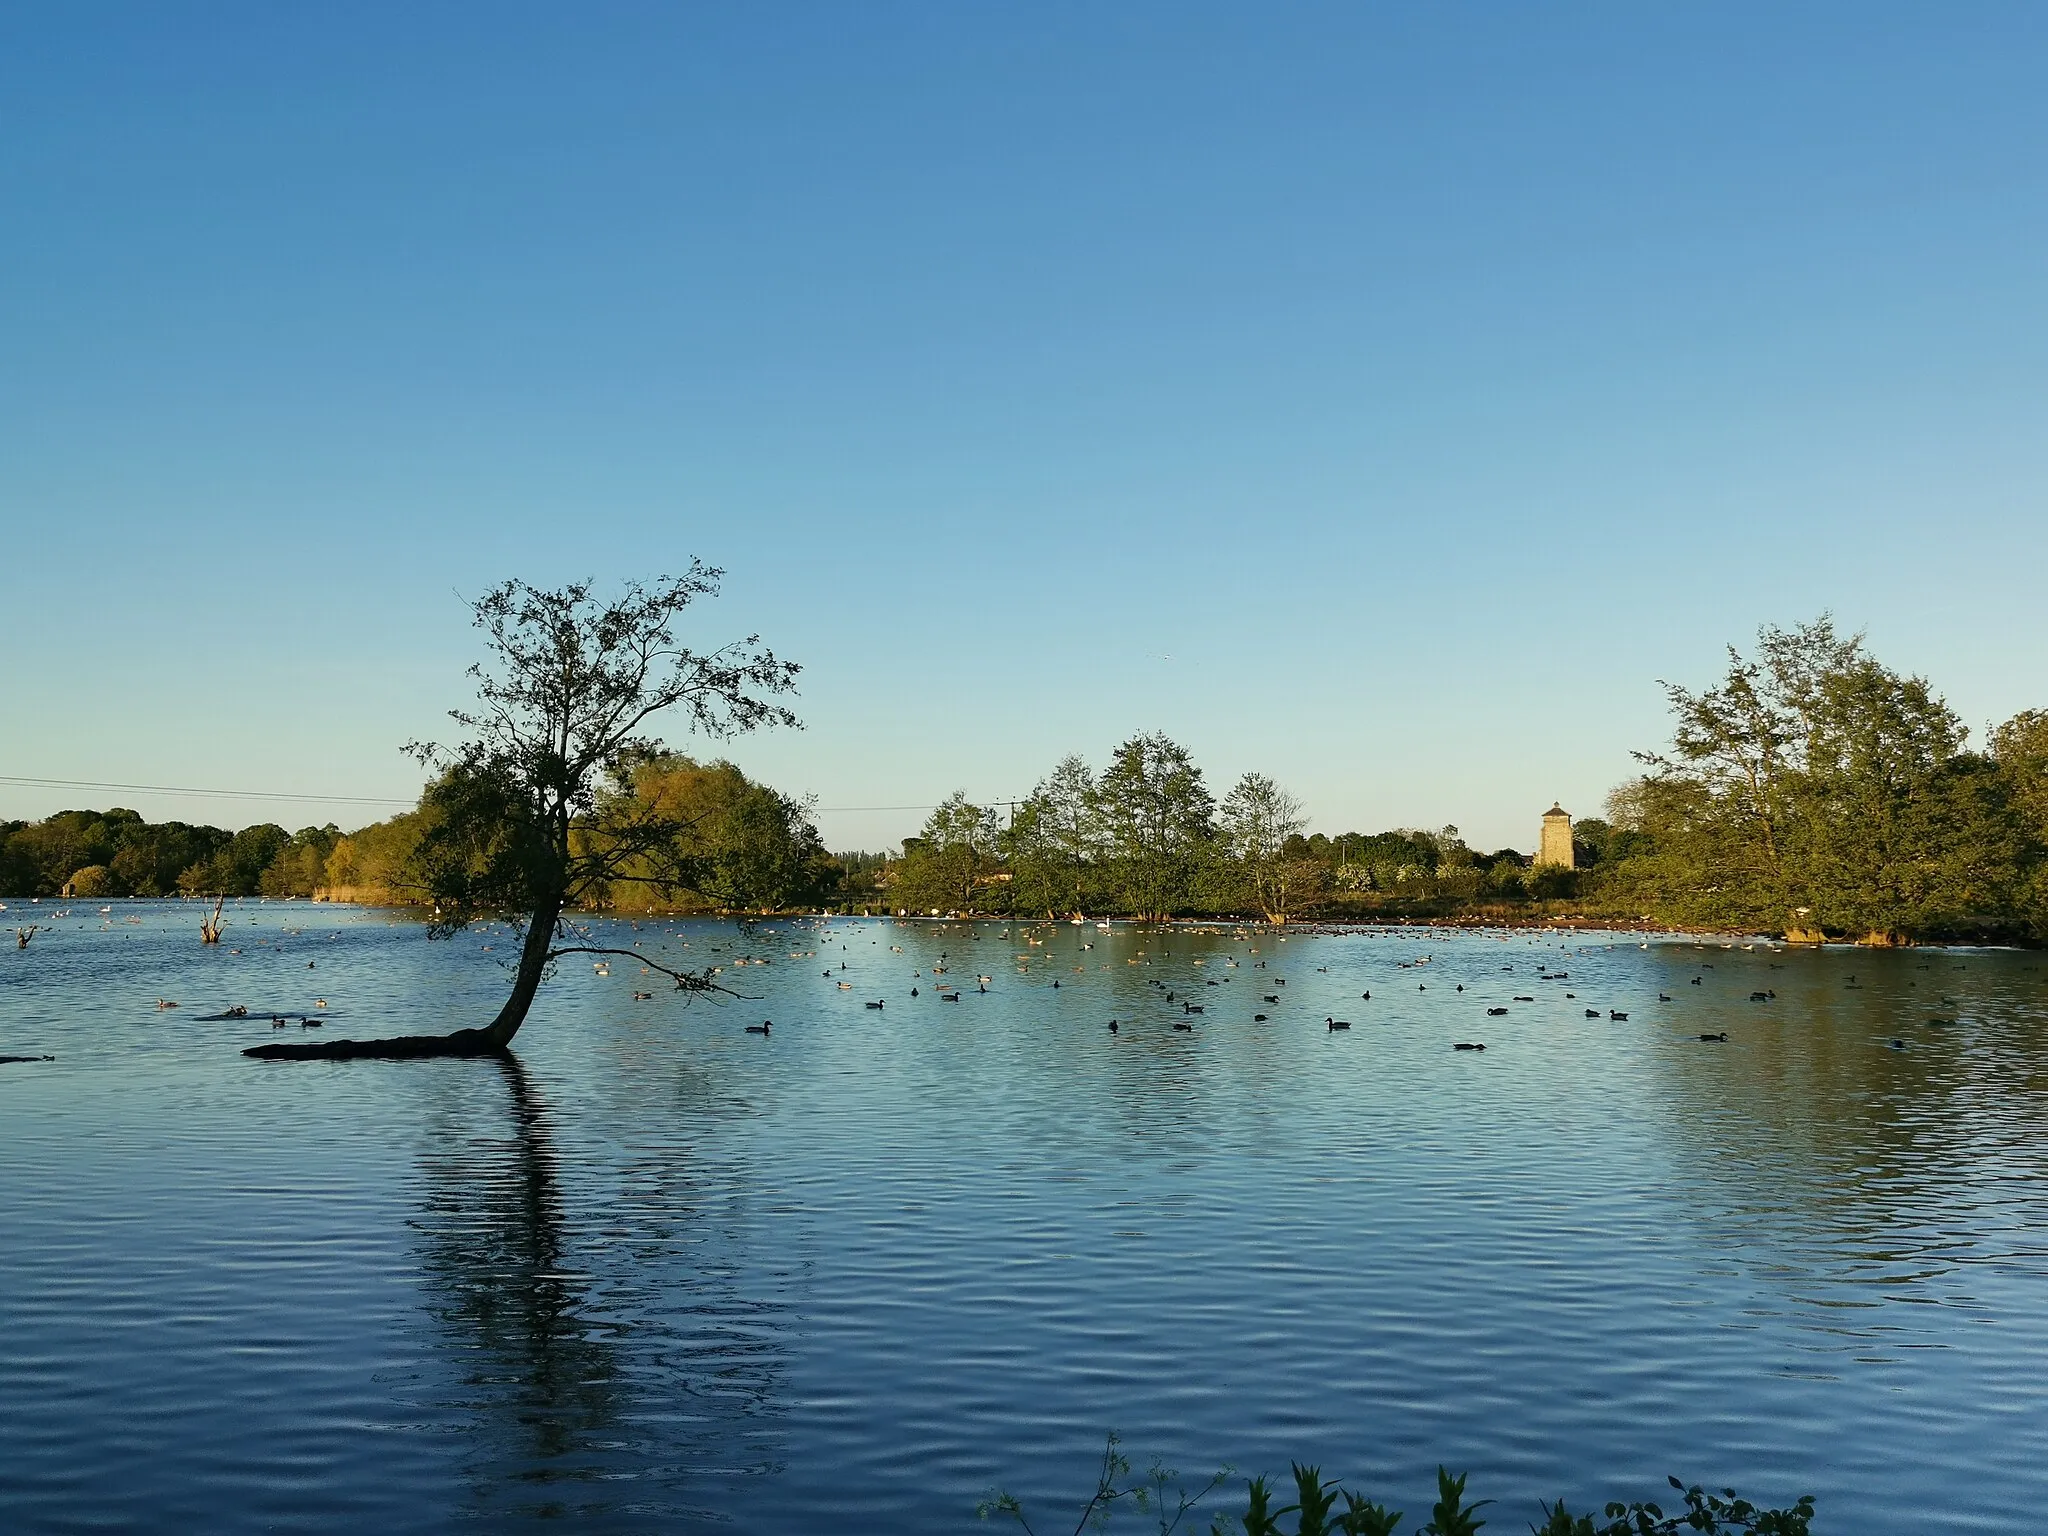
xmin=410 ymin=1053 xmax=788 ymax=1527
xmin=1642 ymin=951 xmax=2048 ymax=1302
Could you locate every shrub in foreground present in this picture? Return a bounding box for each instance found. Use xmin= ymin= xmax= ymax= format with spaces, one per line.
xmin=980 ymin=1436 xmax=1815 ymax=1535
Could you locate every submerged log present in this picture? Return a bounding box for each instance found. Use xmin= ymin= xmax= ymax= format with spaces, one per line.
xmin=243 ymin=1028 xmax=506 ymax=1061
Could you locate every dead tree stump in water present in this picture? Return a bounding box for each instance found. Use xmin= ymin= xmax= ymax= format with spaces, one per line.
xmin=199 ymin=896 xmax=226 ymax=945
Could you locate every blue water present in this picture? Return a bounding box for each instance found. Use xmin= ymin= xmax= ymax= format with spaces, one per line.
xmin=1 ymin=903 xmax=2044 ymax=1532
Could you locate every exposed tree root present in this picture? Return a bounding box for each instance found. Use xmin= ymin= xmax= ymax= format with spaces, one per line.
xmin=243 ymin=1028 xmax=507 ymax=1061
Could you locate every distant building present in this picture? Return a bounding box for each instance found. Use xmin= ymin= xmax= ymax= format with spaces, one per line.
xmin=1536 ymin=804 xmax=1575 ymax=869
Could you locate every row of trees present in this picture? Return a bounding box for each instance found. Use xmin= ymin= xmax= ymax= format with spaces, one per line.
xmin=0 ymin=809 xmax=343 ymax=899
xmin=12 ymin=614 xmax=2044 ymax=944
xmin=886 ymin=737 xmax=1617 ymax=922
xmin=1601 ymin=617 xmax=2048 ymax=943
xmin=0 ymin=755 xmax=845 ymax=912
xmin=891 ymin=734 xmax=1374 ymax=923
xmin=882 ymin=619 xmax=2048 ymax=941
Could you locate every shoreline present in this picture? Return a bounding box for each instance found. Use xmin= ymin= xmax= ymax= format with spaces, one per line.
xmin=13 ymin=891 xmax=2020 ymax=948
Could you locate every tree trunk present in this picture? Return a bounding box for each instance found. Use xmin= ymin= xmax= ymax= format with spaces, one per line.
xmin=244 ymin=894 xmax=563 ymax=1061
xmin=479 ymin=894 xmax=563 ymax=1049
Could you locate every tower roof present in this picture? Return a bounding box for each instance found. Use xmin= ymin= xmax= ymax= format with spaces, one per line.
xmin=1543 ymin=803 xmax=1569 ymax=818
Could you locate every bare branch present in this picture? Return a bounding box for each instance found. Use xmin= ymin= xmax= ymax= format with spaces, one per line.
xmin=545 ymin=946 xmax=742 ymax=999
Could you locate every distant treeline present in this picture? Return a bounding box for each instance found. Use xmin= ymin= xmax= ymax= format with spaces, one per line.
xmin=0 ymin=755 xmax=878 ymax=913
xmin=9 ymin=619 xmax=2043 ymax=940
xmin=882 ymin=738 xmax=1570 ymax=925
xmin=882 ymin=619 xmax=2048 ymax=943
xmin=0 ymin=813 xmax=341 ymax=901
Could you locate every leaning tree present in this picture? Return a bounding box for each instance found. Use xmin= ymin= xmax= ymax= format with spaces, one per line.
xmin=248 ymin=569 xmax=799 ymax=1061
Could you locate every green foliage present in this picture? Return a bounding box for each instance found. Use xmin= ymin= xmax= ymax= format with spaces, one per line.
xmin=1220 ymin=773 xmax=1311 ymax=923
xmin=1532 ymin=1476 xmax=1815 ymax=1535
xmin=601 ymin=753 xmax=829 ymax=912
xmin=1005 ymin=755 xmax=1104 ymax=918
xmin=171 ymin=822 xmax=292 ymax=896
xmin=1095 ymin=733 xmax=1217 ymax=921
xmin=0 ymin=809 xmax=249 ymax=898
xmin=1422 ymin=1467 xmax=1488 ymax=1536
xmin=985 ymin=1439 xmax=1813 ymax=1536
xmin=1607 ymin=616 xmax=2048 ymax=941
xmin=259 ymin=826 xmax=343 ymax=898
xmin=891 ymin=791 xmax=1006 ymax=915
xmin=822 ymin=848 xmax=889 ymax=906
xmin=65 ymin=864 xmax=117 ymax=898
xmin=321 ymin=811 xmax=429 ymax=898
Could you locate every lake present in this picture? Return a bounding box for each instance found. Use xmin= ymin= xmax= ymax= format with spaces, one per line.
xmin=1 ymin=903 xmax=2044 ymax=1532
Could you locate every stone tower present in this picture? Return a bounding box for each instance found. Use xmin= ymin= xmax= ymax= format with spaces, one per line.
xmin=1536 ymin=804 xmax=1575 ymax=869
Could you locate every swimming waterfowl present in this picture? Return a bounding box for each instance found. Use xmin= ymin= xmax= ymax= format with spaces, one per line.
xmin=865 ymin=1000 xmax=885 ymax=1010
xmin=1453 ymin=1042 xmax=1486 ymax=1051
xmin=1699 ymin=1032 xmax=1728 ymax=1041
xmin=1609 ymin=1011 xmax=1628 ymax=1021
xmin=1487 ymin=1007 xmax=1508 ymax=1016
xmin=1172 ymin=1021 xmax=1193 ymax=1031
xmin=746 ymin=1022 xmax=771 ymax=1034
xmin=1107 ymin=1020 xmax=1118 ymax=1033
xmin=1326 ymin=1018 xmax=1351 ymax=1031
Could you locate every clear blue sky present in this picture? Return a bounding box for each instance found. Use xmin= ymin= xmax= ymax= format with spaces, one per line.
xmin=5 ymin=4 xmax=2044 ymax=853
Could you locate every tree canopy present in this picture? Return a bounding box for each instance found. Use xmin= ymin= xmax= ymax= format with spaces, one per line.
xmin=248 ymin=569 xmax=802 ymax=1059
xmin=1606 ymin=617 xmax=2045 ymax=941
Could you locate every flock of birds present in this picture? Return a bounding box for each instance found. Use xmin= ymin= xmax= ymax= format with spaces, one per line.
xmin=508 ymin=914 xmax=1992 ymax=1059
xmin=3 ymin=903 xmax=1997 ymax=1063
xmin=589 ymin=917 xmax=1965 ymax=1057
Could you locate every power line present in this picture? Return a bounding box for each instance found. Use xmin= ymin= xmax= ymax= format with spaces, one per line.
xmin=0 ymin=775 xmax=416 ymax=807
xmin=1 ymin=774 xmax=1019 ymax=816
xmin=810 ymin=802 xmax=1017 ymax=814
